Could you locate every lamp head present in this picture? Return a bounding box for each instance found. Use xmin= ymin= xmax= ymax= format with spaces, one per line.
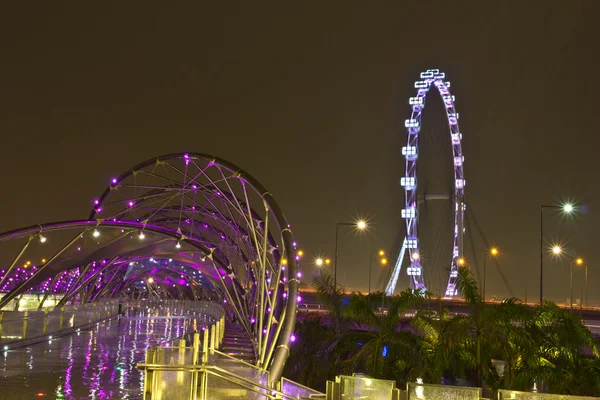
xmin=552 ymin=245 xmax=562 ymax=255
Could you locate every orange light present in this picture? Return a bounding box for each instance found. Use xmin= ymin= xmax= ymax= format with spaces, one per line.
xmin=381 ymin=258 xmax=388 ymax=265
xmin=458 ymin=257 xmax=466 ymax=266
xmin=281 ymin=259 xmax=288 ymax=266
xmin=378 ymin=250 xmax=385 ymax=256
xmin=576 ymin=258 xmax=584 ymax=265
xmin=490 ymin=248 xmax=498 ymax=256
xmin=41 ymin=258 xmax=46 ymax=263
xmin=325 ymin=258 xmax=331 ymax=265
xmin=297 ymin=250 xmax=304 ymax=257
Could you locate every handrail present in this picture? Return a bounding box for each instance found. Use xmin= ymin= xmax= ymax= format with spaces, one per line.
xmin=281 ymin=376 xmax=324 ymax=395
xmin=136 ymin=362 xmax=298 ymax=400
xmin=212 ymin=348 xmax=265 ymax=372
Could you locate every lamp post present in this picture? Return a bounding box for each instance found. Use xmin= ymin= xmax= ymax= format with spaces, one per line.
xmin=551 ymin=245 xmax=583 ymax=312
xmin=575 ymin=257 xmax=584 ymax=311
xmin=368 ymin=250 xmax=386 ymax=296
xmin=540 ymin=203 xmax=575 ymax=304
xmin=584 ymin=261 xmax=589 ymax=308
xmin=482 ymin=247 xmax=499 ymax=302
xmin=334 ymin=220 xmax=367 ymax=290
xmin=380 ymin=256 xmax=388 ymax=309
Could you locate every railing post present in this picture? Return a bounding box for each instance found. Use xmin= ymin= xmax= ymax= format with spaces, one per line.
xmin=144 ymin=349 xmax=156 ymax=400
xmin=202 ymin=329 xmax=209 ymax=364
xmin=214 ymin=320 xmax=220 ymax=350
xmin=22 ymin=310 xmax=28 ymax=340
xmin=210 ymin=325 xmax=216 ymax=354
xmin=178 ymin=339 xmax=186 ymax=384
xmin=155 ymin=347 xmax=165 ymax=400
xmin=42 ymin=309 xmax=49 ymax=335
xmin=220 ymin=316 xmax=224 ymax=345
xmin=192 ymin=333 xmax=200 ymax=365
xmin=58 ymin=307 xmax=65 ymax=331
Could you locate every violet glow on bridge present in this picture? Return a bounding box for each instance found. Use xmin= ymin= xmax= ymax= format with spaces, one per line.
xmin=0 ymin=153 xmax=300 ymax=383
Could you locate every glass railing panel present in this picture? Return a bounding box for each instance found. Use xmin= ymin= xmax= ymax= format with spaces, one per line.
xmin=339 ymin=375 xmax=395 ymax=399
xmin=498 ymin=389 xmax=598 ymax=400
xmin=407 ymin=382 xmax=481 ymax=400
xmin=281 ymin=377 xmax=324 ymax=399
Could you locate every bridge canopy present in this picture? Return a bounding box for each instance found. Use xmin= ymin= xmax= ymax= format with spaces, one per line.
xmin=0 ymin=153 xmax=298 ymax=382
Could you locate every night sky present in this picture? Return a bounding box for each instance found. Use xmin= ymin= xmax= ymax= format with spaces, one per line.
xmin=1 ymin=2 xmax=599 ymax=304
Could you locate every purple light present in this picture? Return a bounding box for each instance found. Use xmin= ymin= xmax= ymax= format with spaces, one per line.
xmin=295 ymin=255 xmax=300 ymax=261
xmin=251 ymin=318 xmax=256 ymax=324
xmin=296 ymin=272 xmax=302 ymax=278
xmin=283 ymin=292 xmax=287 ymax=298
xmin=94 ymin=200 xmax=99 ymax=205
xmin=128 ymin=201 xmax=134 ymax=207
xmin=111 ymin=178 xmax=117 ymax=184
xmin=292 ymin=242 xmax=297 ymax=247
xmin=296 ymin=295 xmax=302 ymax=303
xmin=290 ymin=334 xmax=296 ymax=342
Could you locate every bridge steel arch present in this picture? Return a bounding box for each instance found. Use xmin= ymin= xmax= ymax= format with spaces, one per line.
xmin=0 ymin=153 xmax=298 ymax=384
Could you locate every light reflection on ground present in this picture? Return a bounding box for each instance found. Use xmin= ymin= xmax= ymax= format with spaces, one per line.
xmin=0 ymin=306 xmax=214 ymax=400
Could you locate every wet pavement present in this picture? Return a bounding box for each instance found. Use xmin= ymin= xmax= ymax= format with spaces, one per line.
xmin=0 ymin=306 xmax=214 ymax=400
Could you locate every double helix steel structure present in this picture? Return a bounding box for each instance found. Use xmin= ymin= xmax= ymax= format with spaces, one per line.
xmin=0 ymin=153 xmax=299 ymax=382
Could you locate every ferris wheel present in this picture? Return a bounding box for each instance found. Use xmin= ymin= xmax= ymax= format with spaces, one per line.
xmin=386 ymin=69 xmax=465 ymax=299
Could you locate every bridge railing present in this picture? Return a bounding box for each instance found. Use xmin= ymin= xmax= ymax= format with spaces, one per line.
xmin=125 ymin=298 xmax=225 ymax=322
xmin=0 ymin=298 xmax=120 ymax=347
xmin=136 ymin=315 xmax=325 ymax=399
xmin=498 ymin=389 xmax=598 ymax=400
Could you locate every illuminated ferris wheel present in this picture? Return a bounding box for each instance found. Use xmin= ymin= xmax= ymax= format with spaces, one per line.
xmin=386 ymin=69 xmax=465 ymax=298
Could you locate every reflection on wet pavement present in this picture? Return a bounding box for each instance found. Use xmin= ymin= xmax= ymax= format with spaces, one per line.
xmin=0 ymin=306 xmax=214 ymax=399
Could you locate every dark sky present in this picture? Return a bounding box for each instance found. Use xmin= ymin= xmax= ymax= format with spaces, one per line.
xmin=1 ymin=2 xmax=599 ymax=304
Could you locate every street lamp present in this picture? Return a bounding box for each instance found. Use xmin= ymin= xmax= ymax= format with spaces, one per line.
xmin=552 ymin=245 xmax=583 ymax=312
xmin=368 ymin=250 xmax=386 ymax=296
xmin=334 ymin=219 xmax=368 ymax=290
xmin=540 ymin=203 xmax=575 ymax=304
xmin=315 ymin=258 xmax=324 ymax=267
xmin=576 ymin=258 xmax=589 ymax=308
xmin=483 ymin=247 xmax=499 ymax=302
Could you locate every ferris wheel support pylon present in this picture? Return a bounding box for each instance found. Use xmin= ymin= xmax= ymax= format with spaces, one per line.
xmin=386 ymin=69 xmax=466 ymax=298
xmin=385 ymin=238 xmax=406 ymax=296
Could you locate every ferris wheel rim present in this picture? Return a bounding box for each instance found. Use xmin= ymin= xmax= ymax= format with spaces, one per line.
xmin=402 ymin=69 xmax=465 ymax=298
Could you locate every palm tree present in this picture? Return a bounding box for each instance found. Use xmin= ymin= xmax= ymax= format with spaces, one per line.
xmin=339 ymin=289 xmax=425 ymax=386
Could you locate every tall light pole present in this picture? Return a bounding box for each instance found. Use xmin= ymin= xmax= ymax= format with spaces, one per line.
xmin=334 ymin=220 xmax=367 ymax=290
xmin=368 ymin=250 xmax=386 ymax=296
xmin=540 ymin=203 xmax=575 ymax=304
xmin=583 ymin=261 xmax=589 ymax=308
xmin=551 ymin=245 xmax=583 ymax=312
xmin=483 ymin=247 xmax=499 ymax=302
xmin=575 ymin=257 xmax=584 ymax=311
